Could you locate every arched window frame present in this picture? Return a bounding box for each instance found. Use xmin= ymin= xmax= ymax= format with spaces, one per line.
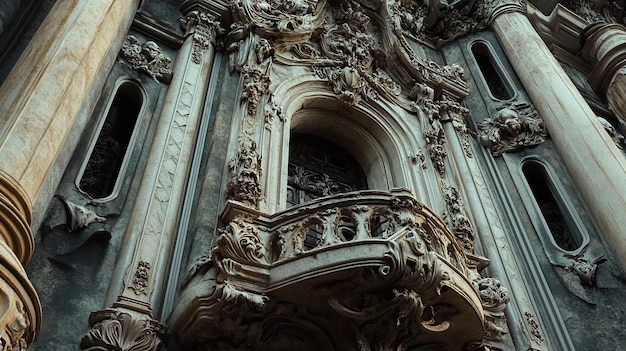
xmin=75 ymin=78 xmax=147 ymax=202
xmin=518 ymin=156 xmax=590 ymax=259
xmin=469 ymin=39 xmax=516 ymax=102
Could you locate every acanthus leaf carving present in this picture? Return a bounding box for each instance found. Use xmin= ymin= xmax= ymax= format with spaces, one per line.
xmin=119 ymin=35 xmax=173 ymax=84
xmin=80 ymin=309 xmax=167 ymax=351
xmin=179 ymin=10 xmax=224 ymax=64
xmin=214 ymin=216 xmax=268 ymax=266
xmin=477 ymin=102 xmax=548 ymax=156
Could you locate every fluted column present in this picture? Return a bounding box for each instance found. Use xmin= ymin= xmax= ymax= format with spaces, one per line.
xmin=583 ymin=23 xmax=626 ymax=126
xmin=0 ymin=0 xmax=140 ymax=348
xmin=486 ymin=0 xmax=626 ymax=273
xmin=81 ymin=9 xmax=222 ymax=350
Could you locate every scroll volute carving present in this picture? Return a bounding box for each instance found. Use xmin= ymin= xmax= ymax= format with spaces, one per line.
xmin=235 ymin=0 xmax=326 ymax=41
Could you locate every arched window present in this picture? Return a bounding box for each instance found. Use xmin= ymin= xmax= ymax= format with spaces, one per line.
xmin=471 ymin=41 xmax=514 ymax=101
xmin=522 ymin=160 xmax=583 ymax=252
xmin=287 ymin=134 xmax=367 ymax=207
xmin=77 ymin=80 xmax=144 ymax=200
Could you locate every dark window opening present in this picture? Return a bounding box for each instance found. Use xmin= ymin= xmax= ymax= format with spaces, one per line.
xmin=522 ymin=161 xmax=581 ymax=251
xmin=287 ymin=134 xmax=367 ymax=207
xmin=472 ymin=42 xmax=513 ymax=101
xmin=79 ymin=82 xmax=143 ymax=199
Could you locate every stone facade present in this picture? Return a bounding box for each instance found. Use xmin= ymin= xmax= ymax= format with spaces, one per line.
xmin=1 ymin=0 xmax=626 ymax=350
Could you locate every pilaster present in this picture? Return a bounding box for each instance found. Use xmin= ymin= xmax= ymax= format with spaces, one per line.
xmin=82 ymin=8 xmax=223 ymax=350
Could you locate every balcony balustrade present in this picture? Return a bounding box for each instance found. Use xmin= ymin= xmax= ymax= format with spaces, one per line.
xmin=170 ymin=189 xmax=485 ymax=350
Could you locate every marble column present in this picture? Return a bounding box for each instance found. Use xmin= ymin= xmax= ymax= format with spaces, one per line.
xmin=0 ymin=0 xmax=140 ymax=347
xmin=81 ymin=9 xmax=223 ymax=350
xmin=582 ymin=23 xmax=626 ymax=127
xmin=487 ymin=1 xmax=626 ymax=272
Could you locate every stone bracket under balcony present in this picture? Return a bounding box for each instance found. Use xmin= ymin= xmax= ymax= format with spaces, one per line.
xmin=169 ymin=189 xmax=485 ymax=350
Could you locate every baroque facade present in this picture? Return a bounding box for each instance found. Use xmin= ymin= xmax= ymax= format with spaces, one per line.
xmin=1 ymin=0 xmax=626 ymax=349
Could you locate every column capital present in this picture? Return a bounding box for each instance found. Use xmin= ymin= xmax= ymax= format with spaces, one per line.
xmin=179 ymin=10 xmax=225 ymax=64
xmin=81 ymin=308 xmax=168 ymax=351
xmin=477 ymin=0 xmax=528 ymax=25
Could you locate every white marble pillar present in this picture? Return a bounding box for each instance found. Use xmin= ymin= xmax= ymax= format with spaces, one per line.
xmin=81 ymin=9 xmax=223 ymax=351
xmin=487 ymin=0 xmax=626 ymax=274
xmin=0 ymin=0 xmax=140 ymax=347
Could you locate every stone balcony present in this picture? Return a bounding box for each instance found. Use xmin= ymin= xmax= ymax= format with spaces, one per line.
xmin=170 ymin=189 xmax=485 ymax=350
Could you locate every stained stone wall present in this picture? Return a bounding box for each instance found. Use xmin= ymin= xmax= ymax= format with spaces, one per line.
xmin=1 ymin=0 xmax=626 ymax=350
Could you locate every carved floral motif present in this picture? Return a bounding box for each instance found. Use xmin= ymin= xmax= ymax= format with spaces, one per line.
xmin=81 ymin=309 xmax=167 ymax=351
xmin=478 ymin=102 xmax=548 ymax=156
xmin=443 ymin=186 xmax=475 ymax=252
xmin=119 ymin=35 xmax=173 ymax=84
xmin=562 ymin=0 xmax=624 ymax=24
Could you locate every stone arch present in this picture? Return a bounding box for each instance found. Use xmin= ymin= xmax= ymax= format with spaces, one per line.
xmin=260 ymin=76 xmax=435 ymax=212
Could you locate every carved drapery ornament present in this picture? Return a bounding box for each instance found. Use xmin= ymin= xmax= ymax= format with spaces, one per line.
xmin=81 ymin=309 xmax=167 ymax=351
xmin=119 ymin=35 xmax=173 ymax=84
xmin=478 ymin=102 xmax=548 ymax=156
xmin=179 ymin=10 xmax=224 ymax=64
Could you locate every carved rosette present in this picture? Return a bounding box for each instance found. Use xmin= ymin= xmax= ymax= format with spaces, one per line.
xmin=478 ymin=102 xmax=548 ymax=156
xmin=119 ymin=35 xmax=173 ymax=84
xmin=81 ymin=309 xmax=167 ymax=351
xmin=179 ymin=10 xmax=224 ymax=64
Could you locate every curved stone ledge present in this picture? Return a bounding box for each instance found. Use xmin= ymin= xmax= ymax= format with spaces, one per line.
xmin=170 ymin=189 xmax=484 ymax=350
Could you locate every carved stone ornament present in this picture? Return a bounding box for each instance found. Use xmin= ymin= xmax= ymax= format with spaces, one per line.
xmin=597 ymin=116 xmax=626 ymax=150
xmin=179 ymin=11 xmax=224 ymax=64
xmin=130 ymin=261 xmax=151 ymax=295
xmin=81 ymin=308 xmax=167 ymax=351
xmin=393 ymin=0 xmax=526 ymax=49
xmin=562 ymin=0 xmax=626 ymax=24
xmin=0 ymin=298 xmax=29 ymax=351
xmin=290 ymin=3 xmax=402 ymax=106
xmin=119 ymin=35 xmax=173 ymax=84
xmin=478 ymin=102 xmax=548 ymax=156
xmin=58 ymin=197 xmax=106 ymax=232
xmin=524 ymin=311 xmax=544 ymax=345
xmin=443 ymin=186 xmax=475 ymax=252
xmin=232 ymin=0 xmax=325 ymax=38
xmin=214 ymin=216 xmax=268 ymax=269
xmin=473 ymin=276 xmax=510 ymax=343
xmin=241 ymin=65 xmax=271 ymax=116
xmin=226 ymin=139 xmax=263 ymax=207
